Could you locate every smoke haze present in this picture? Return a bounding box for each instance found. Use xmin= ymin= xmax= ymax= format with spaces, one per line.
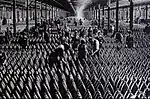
xmin=76 ymin=0 xmax=92 ymax=20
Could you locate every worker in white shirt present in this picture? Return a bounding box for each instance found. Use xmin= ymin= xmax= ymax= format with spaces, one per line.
xmin=91 ymin=37 xmax=100 ymax=58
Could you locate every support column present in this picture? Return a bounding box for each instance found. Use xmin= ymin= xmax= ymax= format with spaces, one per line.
xmin=58 ymin=9 xmax=59 ymax=17
xmin=108 ymin=4 xmax=110 ymax=31
xmin=95 ymin=8 xmax=97 ymax=20
xmin=55 ymin=8 xmax=56 ymax=18
xmin=45 ymin=4 xmax=47 ymax=20
xmin=13 ymin=0 xmax=16 ymax=34
xmin=90 ymin=8 xmax=92 ymax=20
xmin=21 ymin=7 xmax=24 ymax=22
xmin=146 ymin=5 xmax=148 ymax=20
xmin=2 ymin=6 xmax=7 ymax=19
xmin=35 ymin=0 xmax=37 ymax=27
xmin=102 ymin=5 xmax=105 ymax=29
xmin=94 ymin=7 xmax=96 ymax=20
xmin=89 ymin=8 xmax=91 ymax=20
xmin=40 ymin=2 xmax=43 ymax=24
xmin=26 ymin=0 xmax=29 ymax=33
xmin=97 ymin=9 xmax=98 ymax=20
xmin=91 ymin=7 xmax=94 ymax=20
xmin=53 ymin=7 xmax=55 ymax=18
xmin=2 ymin=6 xmax=4 ymax=19
xmin=129 ymin=0 xmax=133 ymax=31
xmin=52 ymin=4 xmax=54 ymax=21
xmin=116 ymin=0 xmax=119 ymax=32
xmin=122 ymin=8 xmax=124 ymax=20
xmin=126 ymin=8 xmax=129 ymax=22
xmin=49 ymin=6 xmax=51 ymax=21
xmin=56 ymin=8 xmax=58 ymax=17
xmin=54 ymin=8 xmax=56 ymax=18
xmin=28 ymin=7 xmax=31 ymax=21
xmin=95 ymin=7 xmax=97 ymax=20
xmin=98 ymin=4 xmax=101 ymax=29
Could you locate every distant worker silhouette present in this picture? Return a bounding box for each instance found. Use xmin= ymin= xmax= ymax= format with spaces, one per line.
xmin=0 ymin=51 xmax=6 ymax=66
xmin=144 ymin=23 xmax=150 ymax=35
xmin=49 ymin=43 xmax=70 ymax=68
xmin=78 ymin=39 xmax=88 ymax=64
xmin=115 ymin=32 xmax=123 ymax=43
xmin=126 ymin=30 xmax=134 ymax=48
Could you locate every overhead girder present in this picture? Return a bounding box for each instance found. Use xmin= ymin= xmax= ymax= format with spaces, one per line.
xmin=0 ymin=0 xmax=75 ymax=13
xmin=36 ymin=0 xmax=110 ymax=13
xmin=3 ymin=0 xmax=140 ymax=13
xmin=37 ymin=0 xmax=76 ymax=13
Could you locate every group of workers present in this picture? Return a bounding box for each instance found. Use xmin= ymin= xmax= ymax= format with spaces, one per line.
xmin=0 ymin=16 xmax=142 ymax=67
xmin=48 ymin=18 xmax=135 ymax=68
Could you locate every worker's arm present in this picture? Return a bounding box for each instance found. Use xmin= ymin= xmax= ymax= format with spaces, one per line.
xmin=92 ymin=40 xmax=100 ymax=56
xmin=92 ymin=49 xmax=99 ymax=56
